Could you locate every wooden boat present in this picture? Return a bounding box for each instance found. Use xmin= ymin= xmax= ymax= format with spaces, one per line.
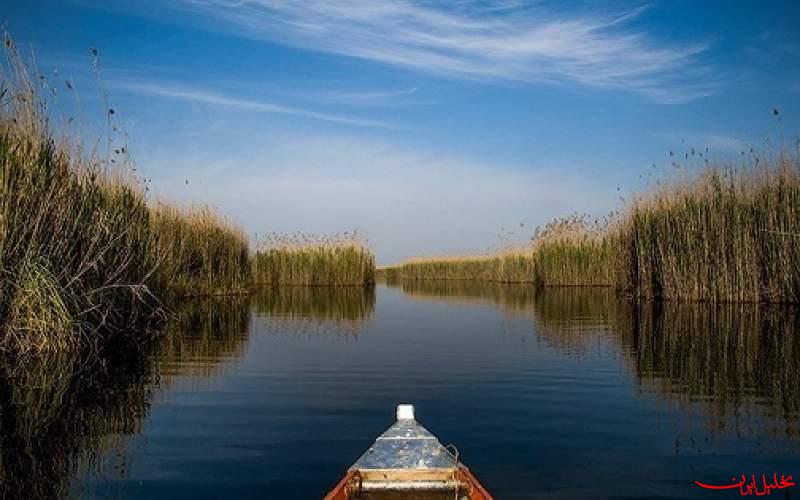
xmin=324 ymin=405 xmax=494 ymax=500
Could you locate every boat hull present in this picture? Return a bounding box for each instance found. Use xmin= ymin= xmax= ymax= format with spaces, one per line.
xmin=323 ymin=406 xmax=493 ymax=500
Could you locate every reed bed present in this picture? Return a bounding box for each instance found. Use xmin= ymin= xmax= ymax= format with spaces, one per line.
xmin=376 ymin=266 xmax=402 ymax=282
xmin=0 ymin=39 xmax=156 ymax=353
xmin=384 ymin=214 xmax=615 ymax=287
xmin=0 ymin=33 xmax=251 ymax=354
xmin=150 ymin=203 xmax=250 ymax=299
xmin=617 ymin=155 xmax=800 ymax=303
xmin=530 ymin=214 xmax=618 ymax=286
xmin=395 ymin=252 xmax=535 ymax=283
xmin=253 ymin=232 xmax=375 ymax=286
xmin=388 ymin=152 xmax=800 ymax=304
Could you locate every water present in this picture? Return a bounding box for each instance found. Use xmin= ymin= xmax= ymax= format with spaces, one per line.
xmin=2 ymin=282 xmax=799 ymax=499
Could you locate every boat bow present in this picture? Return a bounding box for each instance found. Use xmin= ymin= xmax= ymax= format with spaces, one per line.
xmin=324 ymin=405 xmax=493 ymax=500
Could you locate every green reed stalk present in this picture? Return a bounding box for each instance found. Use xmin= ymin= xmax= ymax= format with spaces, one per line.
xmin=150 ymin=203 xmax=250 ymax=299
xmin=253 ymin=243 xmax=375 ymax=287
xmin=0 ymin=33 xmax=251 ymax=354
xmin=617 ymin=157 xmax=800 ymax=303
xmin=386 ymin=215 xmax=616 ymax=287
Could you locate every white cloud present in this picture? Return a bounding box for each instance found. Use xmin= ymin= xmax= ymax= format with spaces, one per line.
xmin=701 ymin=134 xmax=750 ymax=153
xmin=111 ymin=79 xmax=398 ymax=128
xmin=651 ymin=131 xmax=749 ymax=153
xmin=276 ymin=86 xmax=424 ymax=107
xmin=171 ymin=0 xmax=718 ymax=103
xmin=141 ymin=132 xmax=618 ymax=264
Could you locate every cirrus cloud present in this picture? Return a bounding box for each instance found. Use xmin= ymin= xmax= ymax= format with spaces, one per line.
xmin=170 ymin=0 xmax=719 ymax=103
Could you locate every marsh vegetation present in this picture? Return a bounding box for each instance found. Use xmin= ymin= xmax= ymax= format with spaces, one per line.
xmin=0 ymin=281 xmax=798 ymax=498
xmin=253 ymin=232 xmax=375 ymax=287
xmin=383 ymin=153 xmax=800 ymax=304
xmin=387 ymin=214 xmax=615 ymax=286
xmin=0 ymin=36 xmax=253 ymax=355
xmin=0 ymin=35 xmax=379 ymax=360
xmin=618 ymin=156 xmax=800 ymax=303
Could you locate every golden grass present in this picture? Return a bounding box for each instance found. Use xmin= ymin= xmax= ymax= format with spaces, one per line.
xmin=530 ymin=213 xmax=618 ymax=286
xmin=383 ymin=214 xmax=616 ymax=287
xmin=0 ymin=32 xmax=385 ymax=354
xmin=385 ymin=153 xmax=800 ymax=304
xmin=0 ymin=33 xmax=251 ymax=354
xmin=253 ymin=232 xmax=375 ymax=286
xmin=150 ymin=203 xmax=250 ymax=299
xmin=0 ymin=41 xmax=157 ymax=351
xmin=394 ymin=251 xmax=534 ymax=282
xmin=617 ymin=156 xmax=800 ymax=303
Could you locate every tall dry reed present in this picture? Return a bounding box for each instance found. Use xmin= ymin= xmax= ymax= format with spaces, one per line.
xmin=150 ymin=203 xmax=250 ymax=299
xmin=617 ymin=155 xmax=800 ymax=303
xmin=0 ymin=33 xmax=251 ymax=354
xmin=531 ymin=213 xmax=618 ymax=286
xmin=253 ymin=232 xmax=375 ymax=286
xmin=0 ymin=35 xmax=158 ymax=353
xmin=385 ymin=214 xmax=615 ymax=287
xmin=387 ymin=151 xmax=800 ymax=305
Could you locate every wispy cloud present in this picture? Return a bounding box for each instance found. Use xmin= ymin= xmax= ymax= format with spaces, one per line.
xmin=142 ymin=132 xmax=618 ymax=263
xmin=288 ymin=86 xmax=422 ymax=107
xmin=651 ymin=131 xmax=750 ymax=153
xmin=243 ymin=83 xmax=427 ymax=107
xmin=172 ymin=0 xmax=718 ymax=103
xmin=111 ymin=79 xmax=398 ymax=128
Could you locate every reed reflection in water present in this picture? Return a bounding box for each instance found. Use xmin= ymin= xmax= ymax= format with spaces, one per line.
xmin=0 ymin=286 xmax=377 ymax=499
xmin=0 ymin=297 xmax=252 ymax=499
xmin=396 ymin=279 xmax=537 ymax=313
xmin=386 ymin=278 xmax=800 ymax=438
xmin=254 ymin=286 xmax=376 ymax=338
xmin=0 ymin=347 xmax=158 ymax=499
xmin=1 ymin=283 xmax=799 ymax=499
xmin=630 ymin=302 xmax=800 ymax=438
xmin=159 ymin=296 xmax=252 ymax=380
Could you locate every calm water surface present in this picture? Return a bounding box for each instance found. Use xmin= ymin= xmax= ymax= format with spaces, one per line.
xmin=2 ymin=283 xmax=800 ymax=499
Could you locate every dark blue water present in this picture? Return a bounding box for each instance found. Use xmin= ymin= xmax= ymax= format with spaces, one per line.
xmin=2 ymin=283 xmax=799 ymax=499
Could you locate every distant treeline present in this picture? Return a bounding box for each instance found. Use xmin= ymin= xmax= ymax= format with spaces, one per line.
xmin=381 ymin=153 xmax=800 ymax=304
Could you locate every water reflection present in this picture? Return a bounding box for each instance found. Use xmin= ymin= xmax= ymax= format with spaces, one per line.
xmin=1 ymin=283 xmax=798 ymax=499
xmin=0 ymin=297 xmax=252 ymax=499
xmin=629 ymin=302 xmax=800 ymax=437
xmin=529 ymin=287 xmax=630 ymax=357
xmin=254 ymin=286 xmax=375 ymax=337
xmin=0 ymin=348 xmax=157 ymax=499
xmin=390 ymin=279 xmax=537 ymax=313
xmin=159 ymin=296 xmax=251 ymax=379
xmin=386 ymin=279 xmax=800 ymax=437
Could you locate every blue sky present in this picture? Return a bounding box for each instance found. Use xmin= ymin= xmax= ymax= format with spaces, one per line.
xmin=4 ymin=0 xmax=800 ymax=264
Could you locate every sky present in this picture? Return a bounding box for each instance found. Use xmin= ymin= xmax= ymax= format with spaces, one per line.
xmin=4 ymin=0 xmax=800 ymax=264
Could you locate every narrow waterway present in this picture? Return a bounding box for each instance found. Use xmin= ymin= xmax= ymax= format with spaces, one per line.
xmin=2 ymin=283 xmax=799 ymax=499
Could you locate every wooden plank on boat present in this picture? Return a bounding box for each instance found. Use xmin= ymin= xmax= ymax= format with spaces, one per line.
xmin=323 ymin=405 xmax=494 ymax=500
